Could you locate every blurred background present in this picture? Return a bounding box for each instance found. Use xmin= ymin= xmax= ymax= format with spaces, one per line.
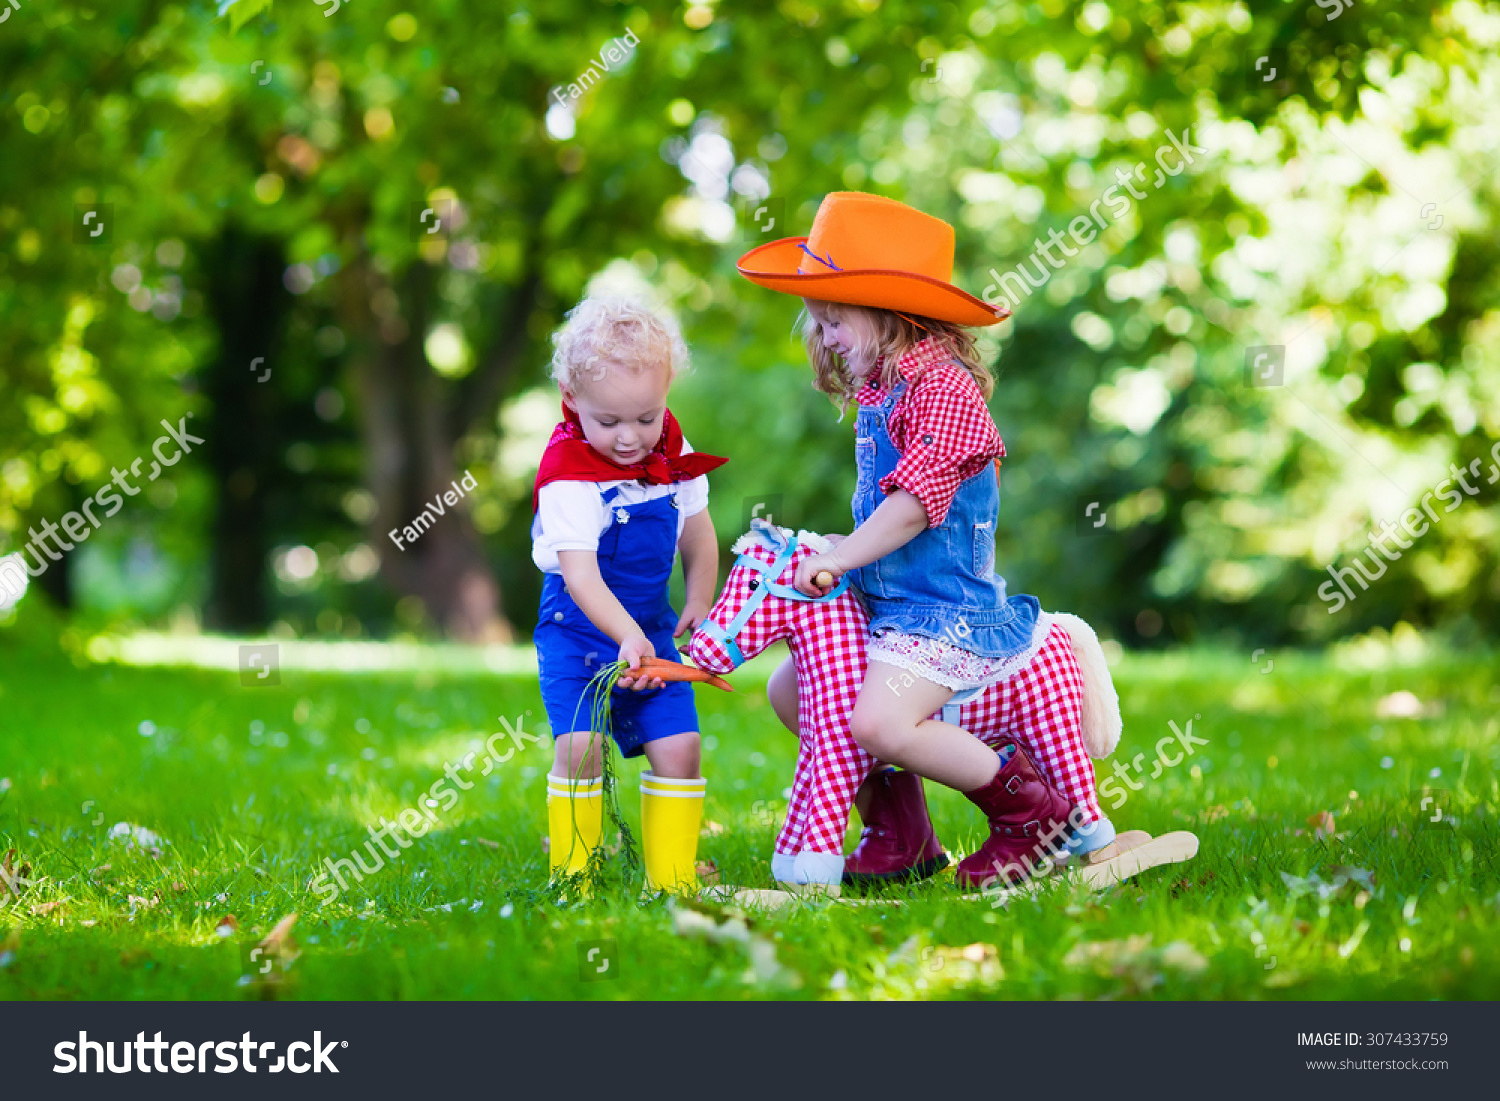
xmin=2 ymin=0 xmax=1497 ymax=653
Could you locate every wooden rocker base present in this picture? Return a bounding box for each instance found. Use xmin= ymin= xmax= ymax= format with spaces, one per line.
xmin=702 ymin=830 xmax=1200 ymax=913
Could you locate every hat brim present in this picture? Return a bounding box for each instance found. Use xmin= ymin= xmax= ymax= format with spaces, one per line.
xmin=737 ymin=237 xmax=1010 ymax=327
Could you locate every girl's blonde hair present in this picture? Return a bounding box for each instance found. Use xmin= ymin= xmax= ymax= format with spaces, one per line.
xmin=549 ymin=294 xmax=690 ymax=392
xmin=798 ymin=301 xmax=992 ymax=409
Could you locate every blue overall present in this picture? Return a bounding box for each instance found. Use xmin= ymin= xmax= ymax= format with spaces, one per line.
xmin=851 ymin=376 xmax=1041 ymax=659
xmin=534 ymin=485 xmax=699 ymax=758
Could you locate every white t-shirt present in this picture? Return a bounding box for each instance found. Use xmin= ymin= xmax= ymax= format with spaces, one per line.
xmin=531 ymin=443 xmax=709 ymax=575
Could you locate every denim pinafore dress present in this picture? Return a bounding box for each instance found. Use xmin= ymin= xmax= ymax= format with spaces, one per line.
xmin=534 ymin=485 xmax=698 ymax=756
xmin=850 ymin=375 xmax=1040 ymax=660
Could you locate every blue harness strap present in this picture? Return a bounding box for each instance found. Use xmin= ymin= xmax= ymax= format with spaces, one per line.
xmin=942 ymin=685 xmax=985 ymax=726
xmin=697 ymin=532 xmax=851 ymax=670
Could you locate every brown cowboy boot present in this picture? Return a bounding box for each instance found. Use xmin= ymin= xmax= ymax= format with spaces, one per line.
xmin=955 ymin=744 xmax=1076 ymax=890
xmin=843 ymin=769 xmax=949 ymax=885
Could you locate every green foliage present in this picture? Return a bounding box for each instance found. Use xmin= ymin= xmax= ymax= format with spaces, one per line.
xmin=1 ymin=1 xmax=1497 ymax=642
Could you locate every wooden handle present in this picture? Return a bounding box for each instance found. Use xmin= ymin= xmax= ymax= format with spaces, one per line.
xmin=814 ymin=571 xmax=834 ymax=590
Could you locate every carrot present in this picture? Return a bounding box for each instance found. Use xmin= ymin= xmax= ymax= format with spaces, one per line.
xmin=624 ymin=656 xmax=734 ymax=692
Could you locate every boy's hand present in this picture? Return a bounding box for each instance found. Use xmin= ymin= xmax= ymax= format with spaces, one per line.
xmin=673 ymin=598 xmax=711 ymax=639
xmin=616 ymin=633 xmax=664 ymax=691
xmin=794 ymin=551 xmax=846 ymax=597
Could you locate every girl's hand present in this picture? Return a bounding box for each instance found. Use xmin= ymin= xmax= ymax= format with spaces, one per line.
xmin=794 ymin=551 xmax=847 ymax=597
xmin=616 ymin=634 xmax=664 ymax=691
xmin=673 ymin=598 xmax=711 ymax=639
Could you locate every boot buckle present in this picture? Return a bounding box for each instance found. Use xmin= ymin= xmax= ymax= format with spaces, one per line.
xmin=1005 ymin=776 xmax=1023 ymax=795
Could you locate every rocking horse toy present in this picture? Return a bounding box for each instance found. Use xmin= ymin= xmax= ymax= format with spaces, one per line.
xmin=687 ymin=521 xmax=1197 ymax=902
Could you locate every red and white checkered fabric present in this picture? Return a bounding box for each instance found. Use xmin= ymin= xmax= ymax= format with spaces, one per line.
xmin=688 ymin=535 xmax=1104 ymax=857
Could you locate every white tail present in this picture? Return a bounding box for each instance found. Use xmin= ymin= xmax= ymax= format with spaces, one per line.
xmin=1051 ymin=613 xmax=1121 ymax=759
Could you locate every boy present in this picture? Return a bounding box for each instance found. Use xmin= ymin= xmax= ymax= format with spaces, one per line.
xmin=532 ymin=294 xmax=724 ymax=893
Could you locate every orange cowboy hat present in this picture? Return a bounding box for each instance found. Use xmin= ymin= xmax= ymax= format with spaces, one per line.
xmin=737 ymin=191 xmax=1009 ymax=327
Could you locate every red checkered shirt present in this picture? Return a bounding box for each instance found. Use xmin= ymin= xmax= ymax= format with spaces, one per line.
xmin=854 ymin=337 xmax=1005 ymax=526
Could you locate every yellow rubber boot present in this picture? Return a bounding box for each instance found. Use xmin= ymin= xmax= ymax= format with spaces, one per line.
xmin=547 ymin=774 xmax=604 ymax=880
xmin=641 ymin=772 xmax=706 ymax=895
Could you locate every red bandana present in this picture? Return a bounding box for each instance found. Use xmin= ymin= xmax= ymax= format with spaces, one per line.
xmin=532 ymin=402 xmax=728 ymax=511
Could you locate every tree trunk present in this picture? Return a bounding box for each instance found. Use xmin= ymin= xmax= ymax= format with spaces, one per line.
xmin=199 ymin=228 xmax=290 ymax=632
xmin=342 ymin=255 xmax=512 ymax=643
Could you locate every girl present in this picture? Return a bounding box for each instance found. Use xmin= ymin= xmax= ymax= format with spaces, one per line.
xmin=738 ymin=191 xmax=1114 ymax=887
xmin=531 ymin=294 xmax=724 ymax=894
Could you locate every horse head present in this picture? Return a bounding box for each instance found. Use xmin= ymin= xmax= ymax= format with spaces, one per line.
xmin=687 ymin=520 xmax=849 ymax=674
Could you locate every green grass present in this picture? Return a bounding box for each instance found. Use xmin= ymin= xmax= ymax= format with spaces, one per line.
xmin=1 ymin=628 xmax=1497 ymax=1001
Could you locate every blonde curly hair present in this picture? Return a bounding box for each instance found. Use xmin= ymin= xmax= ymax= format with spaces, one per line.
xmin=549 ymin=294 xmax=690 ymax=393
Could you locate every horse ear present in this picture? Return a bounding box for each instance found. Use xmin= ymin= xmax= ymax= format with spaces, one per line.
xmin=749 ymin=517 xmax=787 ymax=551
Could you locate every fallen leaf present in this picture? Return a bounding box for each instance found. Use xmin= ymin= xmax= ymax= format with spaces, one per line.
xmin=1264 ymin=969 xmax=1304 ymax=988
xmin=1063 ymin=935 xmax=1206 ymax=994
xmin=107 ymin=822 xmax=168 ymax=856
xmin=171 ymin=882 xmax=189 ymax=893
xmin=1169 ymin=871 xmax=1217 ymax=898
xmin=669 ymin=900 xmax=798 ymax=988
xmin=1307 ymin=811 xmax=1337 ymax=840
xmin=474 ymin=838 xmax=499 ymax=850
xmin=888 ymin=937 xmax=1004 ymax=986
xmin=215 ymin=914 xmax=239 ymax=937
xmin=701 ymin=820 xmax=727 ymax=836
xmin=1 ymin=849 xmax=34 ymax=898
xmin=540 ymin=835 xmax=550 ymax=855
xmin=90 ymin=864 xmax=112 ymax=876
xmin=696 ymin=859 xmax=721 ymax=887
xmin=258 ymin=912 xmax=299 ymax=959
xmin=1281 ymin=866 xmax=1378 ymax=901
xmin=30 ymin=897 xmax=69 ymax=917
